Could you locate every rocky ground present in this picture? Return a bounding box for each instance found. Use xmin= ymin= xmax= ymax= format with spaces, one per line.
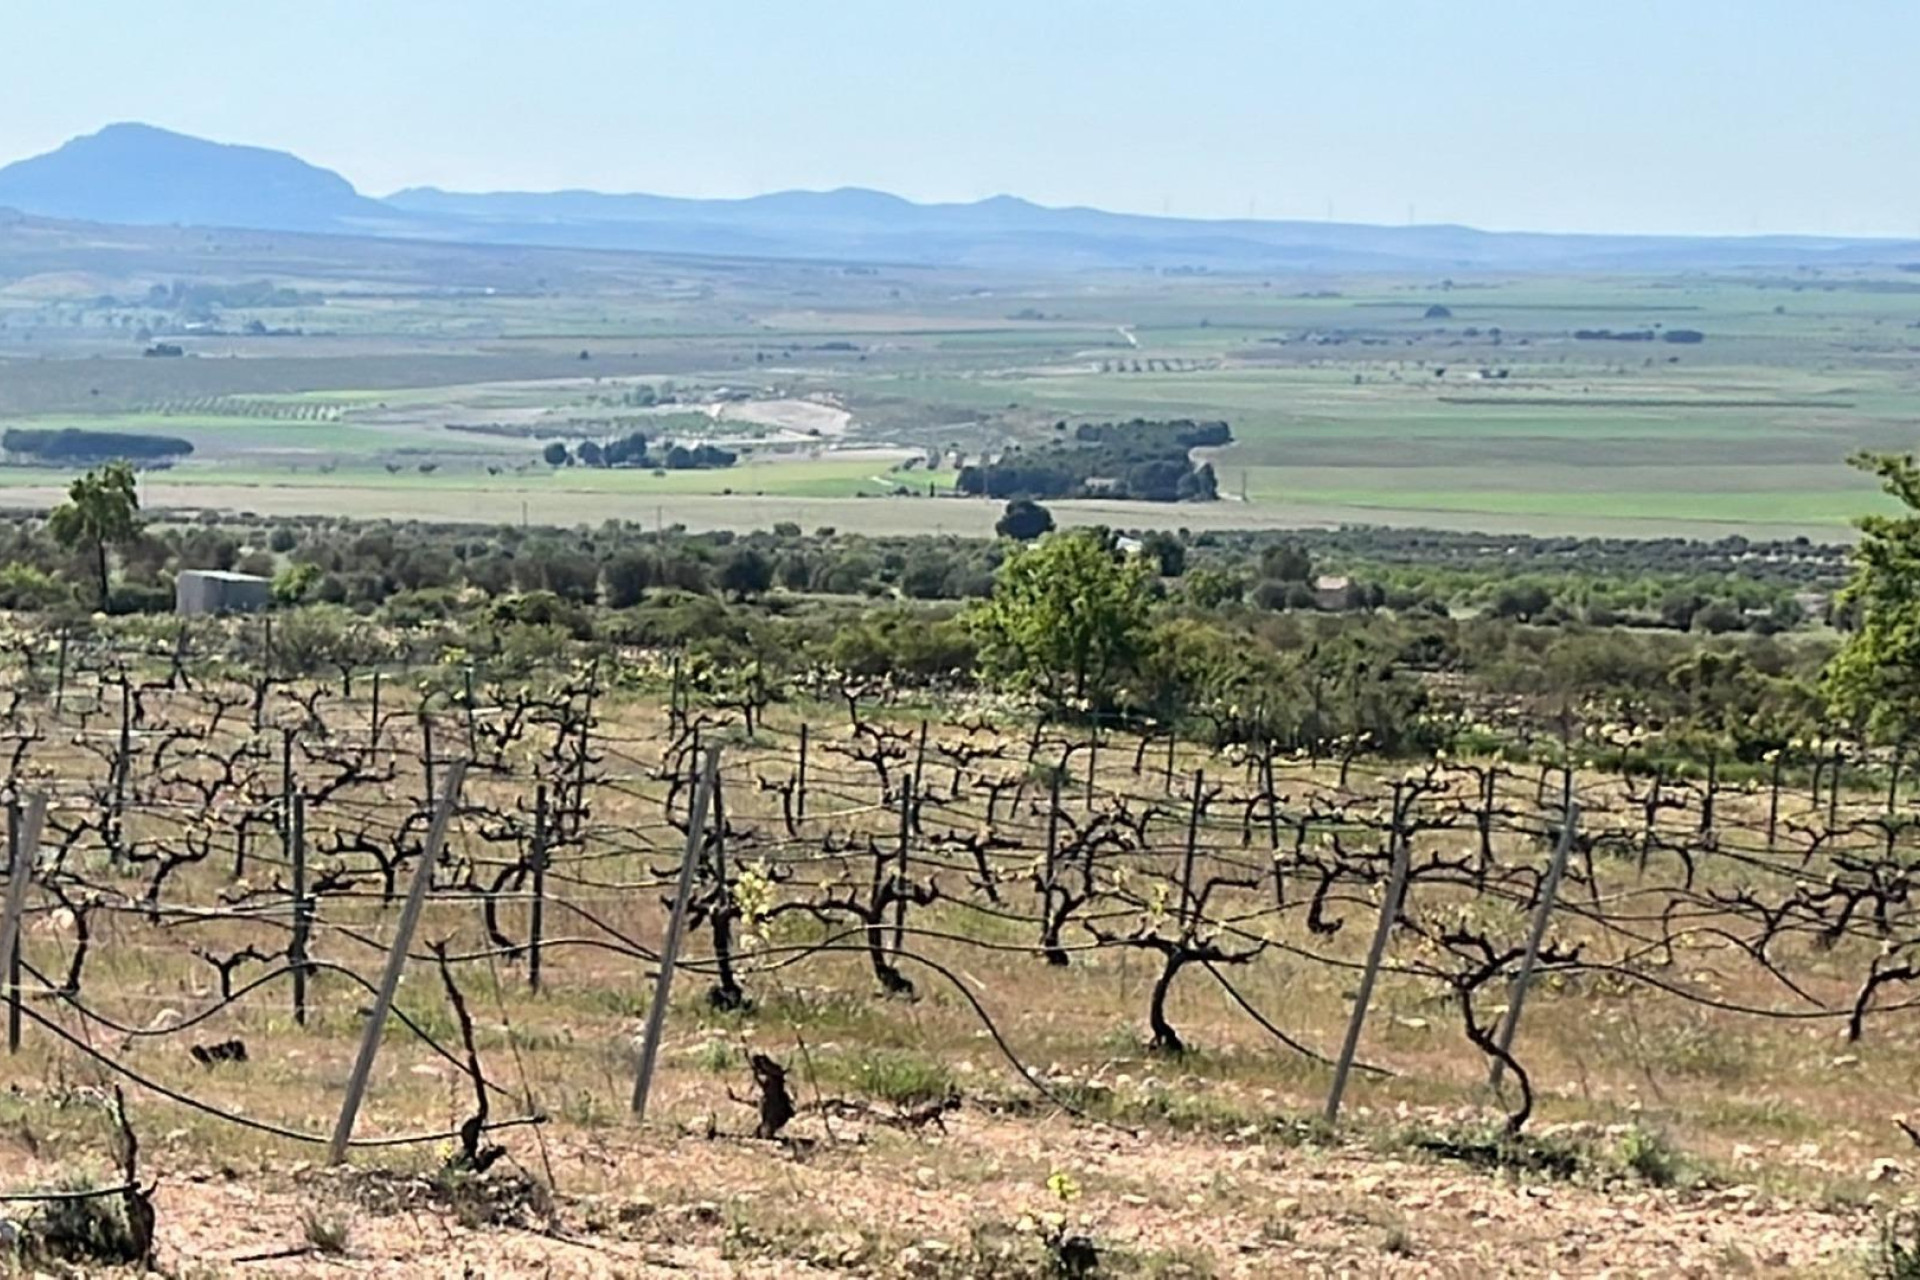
xmin=13 ymin=1107 xmax=1888 ymax=1278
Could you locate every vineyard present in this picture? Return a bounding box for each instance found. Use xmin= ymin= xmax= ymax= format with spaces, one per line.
xmin=145 ymin=397 xmax=346 ymax=422
xmin=2 ymin=624 xmax=1917 ymax=1274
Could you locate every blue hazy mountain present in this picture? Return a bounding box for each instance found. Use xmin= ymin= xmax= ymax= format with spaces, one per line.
xmin=2 ymin=124 xmax=1915 ymax=271
xmin=0 ymin=123 xmax=405 ymax=234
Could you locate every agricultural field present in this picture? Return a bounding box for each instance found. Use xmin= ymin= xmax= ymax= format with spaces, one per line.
xmin=12 ymin=213 xmax=1920 ymax=1273
xmin=3 ymin=217 xmax=1919 ymax=537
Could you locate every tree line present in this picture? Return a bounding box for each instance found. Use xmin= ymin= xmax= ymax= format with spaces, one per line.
xmin=956 ymin=418 xmax=1226 ymax=502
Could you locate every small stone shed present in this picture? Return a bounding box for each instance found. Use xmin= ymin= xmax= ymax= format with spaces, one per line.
xmin=175 ymin=569 xmax=272 ymax=616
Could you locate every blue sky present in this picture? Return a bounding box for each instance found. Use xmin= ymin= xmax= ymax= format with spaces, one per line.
xmin=2 ymin=0 xmax=1914 ymax=236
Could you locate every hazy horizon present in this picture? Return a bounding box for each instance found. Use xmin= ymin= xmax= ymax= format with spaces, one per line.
xmin=2 ymin=0 xmax=1917 ymax=239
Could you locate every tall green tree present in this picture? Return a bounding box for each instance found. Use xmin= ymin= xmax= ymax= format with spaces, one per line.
xmin=1826 ymin=453 xmax=1920 ymax=746
xmin=968 ymin=529 xmax=1153 ymax=711
xmin=47 ymin=461 xmax=141 ymax=607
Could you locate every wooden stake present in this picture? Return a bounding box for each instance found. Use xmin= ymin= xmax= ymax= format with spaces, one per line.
xmin=911 ymin=719 xmax=928 ymax=834
xmin=1767 ymin=752 xmax=1783 ymax=847
xmin=328 ymin=759 xmax=467 ymax=1164
xmin=1264 ymin=747 xmax=1280 ymax=851
xmin=1325 ymin=785 xmax=1409 ymax=1124
xmin=1043 ymin=768 xmax=1062 ymax=885
xmin=796 ymin=722 xmax=809 ymax=823
xmin=1489 ymin=800 xmax=1578 ymax=1088
xmin=4 ymin=806 xmax=13 ymax=1052
xmin=632 ymin=745 xmax=718 ymax=1119
xmin=891 ymin=781 xmax=910 ymax=955
xmin=1 ymin=795 xmax=47 ymax=1056
xmin=1085 ymin=724 xmax=1098 ymax=807
xmin=52 ymin=630 xmax=67 ymax=716
xmin=1829 ymin=742 xmax=1844 ymax=831
xmin=421 ymin=714 xmax=435 ymax=810
xmin=110 ymin=681 xmax=131 ymax=861
xmin=290 ymin=794 xmax=310 ymax=1026
xmin=529 ymin=785 xmax=548 ymax=993
xmin=1179 ymin=769 xmax=1203 ymax=933
xmin=463 ymin=666 xmax=478 ymax=758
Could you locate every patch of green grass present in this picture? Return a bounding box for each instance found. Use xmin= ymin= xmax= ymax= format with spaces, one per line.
xmin=1615 ymin=1123 xmax=1695 ymax=1189
xmin=1696 ymin=1095 xmax=1819 ymax=1138
xmin=1637 ymin=1023 xmax=1757 ymax=1084
xmin=845 ymin=1049 xmax=956 ymax=1108
xmin=1386 ymin=1117 xmax=1708 ymax=1190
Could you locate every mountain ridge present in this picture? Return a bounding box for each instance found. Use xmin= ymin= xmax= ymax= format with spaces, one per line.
xmin=1 ymin=123 xmax=1916 ymax=272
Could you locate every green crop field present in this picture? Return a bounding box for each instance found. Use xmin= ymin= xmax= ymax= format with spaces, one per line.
xmin=3 ymin=225 xmax=1918 ymax=537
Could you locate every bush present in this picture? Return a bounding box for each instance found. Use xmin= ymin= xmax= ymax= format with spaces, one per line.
xmin=718 ymin=548 xmax=773 ymax=599
xmin=1692 ymin=600 xmax=1745 ymax=635
xmin=828 ymin=609 xmax=975 ymax=679
xmin=900 ymin=555 xmax=956 ymax=599
xmin=1489 ymin=583 xmax=1553 ymax=622
xmin=22 ymin=1177 xmax=145 ymax=1265
xmin=598 ymin=591 xmax=743 ymax=648
xmin=380 ymin=588 xmax=462 ymax=626
xmin=105 ymin=581 xmax=173 ymax=615
xmin=1615 ymin=1124 xmax=1688 ymax=1188
xmin=603 ymin=550 xmax=654 ymax=609
xmin=490 ymin=590 xmax=591 ymax=638
xmin=848 ymin=1050 xmax=955 ymax=1108
xmin=1251 ymin=579 xmax=1316 ymax=611
xmin=0 ymin=563 xmax=71 ymax=610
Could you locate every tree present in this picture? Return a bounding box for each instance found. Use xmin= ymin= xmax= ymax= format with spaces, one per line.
xmin=1488 ymin=582 xmax=1553 ymax=622
xmin=1260 ymin=542 xmax=1313 ymax=583
xmin=1183 ymin=567 xmax=1244 ymax=608
xmin=900 ymin=554 xmax=954 ymax=599
xmin=48 ymin=461 xmax=140 ymax=606
xmin=1827 ymin=453 xmax=1920 ymax=746
xmin=1140 ymin=531 xmax=1186 ymax=577
xmin=718 ymin=547 xmax=774 ymax=600
xmin=1658 ymin=589 xmax=1706 ymax=632
xmin=968 ymin=530 xmax=1154 ymax=711
xmin=542 ymin=441 xmax=570 ymax=466
xmin=1692 ymin=599 xmax=1744 ymax=635
xmin=603 ymin=550 xmax=654 ymax=608
xmin=995 ymin=499 xmax=1054 ymax=542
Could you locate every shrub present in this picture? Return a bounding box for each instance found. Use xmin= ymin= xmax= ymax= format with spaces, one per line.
xmin=849 ymin=1050 xmax=954 ymax=1108
xmin=0 ymin=563 xmax=71 ymax=610
xmin=1616 ymin=1124 xmax=1686 ymax=1188
xmin=22 ymin=1177 xmax=144 ymax=1265
xmin=104 ymin=581 xmax=173 ymax=615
